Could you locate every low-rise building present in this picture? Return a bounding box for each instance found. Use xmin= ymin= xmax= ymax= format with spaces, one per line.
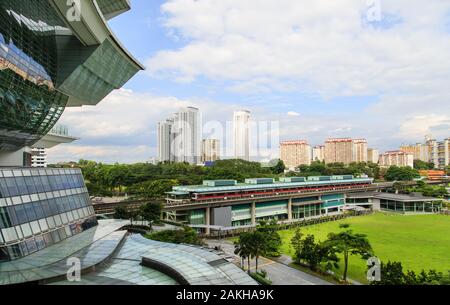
xmin=165 ymin=176 xmax=375 ymax=232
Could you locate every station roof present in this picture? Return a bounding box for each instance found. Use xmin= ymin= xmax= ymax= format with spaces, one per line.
xmin=374 ymin=193 xmax=441 ymax=202
xmin=172 ymin=178 xmax=374 ymax=194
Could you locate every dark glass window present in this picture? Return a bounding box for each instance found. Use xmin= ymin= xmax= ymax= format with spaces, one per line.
xmin=0 ymin=207 xmax=11 ymax=228
xmin=15 ymin=177 xmax=28 ymax=195
xmin=5 ymin=178 xmax=19 ymax=197
xmin=14 ymin=204 xmax=28 ymax=224
xmin=24 ymin=203 xmax=37 ymax=221
xmin=24 ymin=176 xmax=37 ymax=194
xmin=32 ymin=201 xmax=45 ymax=219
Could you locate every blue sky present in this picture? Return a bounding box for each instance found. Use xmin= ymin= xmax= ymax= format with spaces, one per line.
xmin=50 ymin=0 xmax=450 ymax=163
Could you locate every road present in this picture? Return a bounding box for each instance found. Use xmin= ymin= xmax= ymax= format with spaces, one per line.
xmin=206 ymin=239 xmax=332 ymax=285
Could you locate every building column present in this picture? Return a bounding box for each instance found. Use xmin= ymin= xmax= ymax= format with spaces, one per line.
xmin=205 ymin=207 xmax=211 ymax=235
xmin=251 ymin=202 xmax=256 ymax=226
xmin=288 ymin=198 xmax=293 ymax=222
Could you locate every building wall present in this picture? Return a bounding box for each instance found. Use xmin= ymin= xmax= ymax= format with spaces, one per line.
xmin=379 ymin=151 xmax=414 ymax=168
xmin=312 ymin=146 xmax=325 ymax=162
xmin=31 ymin=148 xmax=47 ymax=168
xmin=367 ymin=148 xmax=379 ymax=164
xmin=202 ymin=139 xmax=220 ymax=163
xmin=233 ymin=110 xmax=251 ymax=161
xmin=353 ymin=139 xmax=368 ymax=163
xmin=0 ymin=168 xmax=97 ymax=262
xmin=157 ymin=119 xmax=174 ymax=163
xmin=325 ymin=138 xmax=354 ymax=165
xmin=400 ymin=144 xmax=429 ymax=162
xmin=172 ymin=107 xmax=202 ymax=165
xmin=280 ymin=141 xmax=311 ymax=170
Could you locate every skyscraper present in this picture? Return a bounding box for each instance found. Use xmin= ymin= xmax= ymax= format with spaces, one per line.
xmin=157 ymin=118 xmax=174 ymax=163
xmin=233 ymin=110 xmax=251 ymax=161
xmin=174 ymin=107 xmax=202 ymax=164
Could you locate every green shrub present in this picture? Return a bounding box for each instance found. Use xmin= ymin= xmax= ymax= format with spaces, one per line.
xmin=250 ymin=272 xmax=272 ymax=285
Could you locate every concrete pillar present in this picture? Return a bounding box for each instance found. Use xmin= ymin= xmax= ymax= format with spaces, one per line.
xmin=205 ymin=207 xmax=211 ymax=235
xmin=251 ymin=202 xmax=256 ymax=226
xmin=288 ymin=198 xmax=293 ymax=222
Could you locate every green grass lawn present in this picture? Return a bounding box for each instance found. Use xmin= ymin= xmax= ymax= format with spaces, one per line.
xmin=279 ymin=213 xmax=450 ymax=283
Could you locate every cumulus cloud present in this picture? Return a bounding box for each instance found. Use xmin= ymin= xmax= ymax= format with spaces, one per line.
xmin=49 ymin=1 xmax=450 ymax=163
xmin=145 ymin=0 xmax=450 ymax=142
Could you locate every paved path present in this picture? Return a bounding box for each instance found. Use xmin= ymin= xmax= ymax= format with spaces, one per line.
xmin=206 ymin=239 xmax=333 ymax=285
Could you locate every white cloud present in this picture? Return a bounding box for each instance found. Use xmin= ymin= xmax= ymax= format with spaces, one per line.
xmin=287 ymin=111 xmax=300 ymax=117
xmin=142 ymin=0 xmax=450 ymax=151
xmin=49 ymin=1 xmax=450 ymax=163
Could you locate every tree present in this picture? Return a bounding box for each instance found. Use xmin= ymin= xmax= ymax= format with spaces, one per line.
xmin=140 ymin=202 xmax=162 ymax=229
xmin=413 ymin=160 xmax=434 ymax=170
xmin=248 ymin=231 xmax=268 ymax=272
xmin=325 ymin=224 xmax=373 ymax=282
xmin=128 ymin=179 xmax=178 ymax=200
xmin=113 ymin=206 xmax=128 ymax=220
xmin=271 ymin=159 xmax=286 ymax=174
xmin=234 ymin=232 xmax=253 ymax=274
xmin=385 ymin=166 xmax=420 ymax=182
xmin=291 ymin=233 xmax=339 ymax=272
xmin=290 ymin=228 xmax=304 ymax=265
xmin=256 ymin=220 xmax=282 ymax=257
xmin=372 ymin=261 xmax=446 ymax=285
xmin=372 ymin=261 xmax=405 ymax=285
xmin=128 ymin=210 xmax=140 ymax=227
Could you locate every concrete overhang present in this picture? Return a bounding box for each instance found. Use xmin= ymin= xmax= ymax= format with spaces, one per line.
xmin=48 ymin=0 xmax=144 ymax=107
xmin=32 ymin=133 xmax=79 ymax=149
xmin=96 ymin=0 xmax=131 ymax=20
xmin=49 ymin=0 xmax=143 ymax=69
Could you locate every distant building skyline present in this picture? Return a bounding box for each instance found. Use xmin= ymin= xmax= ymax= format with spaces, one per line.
xmin=233 ymin=110 xmax=251 ymax=161
xmin=157 ymin=107 xmax=202 ymax=165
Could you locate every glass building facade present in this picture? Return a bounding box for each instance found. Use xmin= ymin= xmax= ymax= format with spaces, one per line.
xmin=0 ymin=168 xmax=97 ymax=262
xmin=0 ymin=0 xmax=143 ymax=153
xmin=0 ymin=0 xmax=69 ymax=150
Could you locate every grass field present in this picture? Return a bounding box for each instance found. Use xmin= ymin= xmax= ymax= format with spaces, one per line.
xmin=278 ymin=213 xmax=450 ymax=283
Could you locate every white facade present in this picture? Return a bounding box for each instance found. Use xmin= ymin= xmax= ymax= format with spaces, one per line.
xmin=157 ymin=118 xmax=174 ymax=163
xmin=172 ymin=107 xmax=202 ymax=165
xmin=31 ymin=148 xmax=47 ymax=168
xmin=312 ymin=146 xmax=325 ymax=162
xmin=233 ymin=110 xmax=251 ymax=161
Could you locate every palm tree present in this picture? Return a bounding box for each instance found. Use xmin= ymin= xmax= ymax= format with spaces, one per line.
xmin=234 ymin=233 xmax=252 ymax=274
xmin=248 ymin=231 xmax=268 ymax=272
